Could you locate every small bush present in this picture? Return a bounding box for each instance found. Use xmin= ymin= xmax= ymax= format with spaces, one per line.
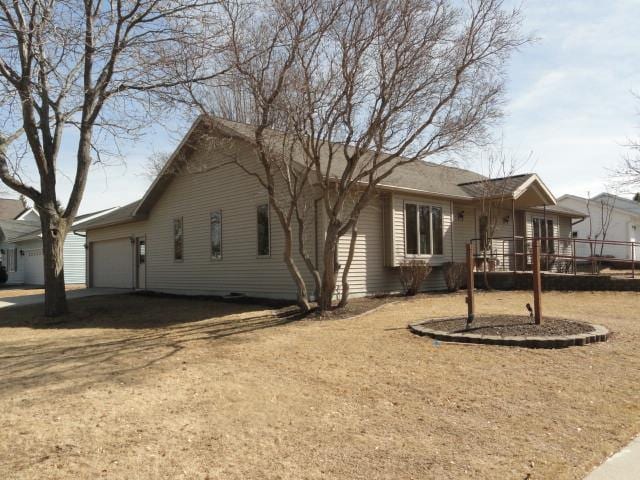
xmin=443 ymin=262 xmax=467 ymax=292
xmin=0 ymin=266 xmax=7 ymax=284
xmin=399 ymin=259 xmax=432 ymax=296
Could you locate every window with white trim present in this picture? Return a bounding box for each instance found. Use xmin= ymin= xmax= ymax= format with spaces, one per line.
xmin=210 ymin=210 xmax=222 ymax=259
xmin=404 ymin=203 xmax=444 ymax=255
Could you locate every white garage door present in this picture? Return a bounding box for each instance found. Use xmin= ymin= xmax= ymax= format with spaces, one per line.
xmin=91 ymin=238 xmax=133 ymax=288
xmin=23 ymin=248 xmax=45 ymax=285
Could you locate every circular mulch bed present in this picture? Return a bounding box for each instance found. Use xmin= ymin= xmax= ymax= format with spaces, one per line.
xmin=424 ymin=315 xmax=594 ymax=337
xmin=409 ymin=315 xmax=609 ymax=349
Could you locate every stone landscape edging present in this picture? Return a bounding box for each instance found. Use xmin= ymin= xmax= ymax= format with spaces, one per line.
xmin=408 ymin=319 xmax=609 ymax=348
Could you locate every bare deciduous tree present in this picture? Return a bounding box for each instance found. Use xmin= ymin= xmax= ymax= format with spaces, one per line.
xmin=474 ymin=145 xmax=526 ymax=288
xmin=288 ymin=0 xmax=527 ymax=310
xmin=0 ymin=0 xmax=226 ymax=315
xmin=136 ymin=0 xmax=525 ymax=313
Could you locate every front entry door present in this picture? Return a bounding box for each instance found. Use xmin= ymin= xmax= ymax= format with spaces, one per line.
xmin=135 ymin=237 xmax=146 ymax=289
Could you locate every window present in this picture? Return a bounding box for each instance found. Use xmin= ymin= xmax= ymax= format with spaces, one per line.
xmin=137 ymin=239 xmax=145 ymax=264
xmin=257 ymin=204 xmax=270 ymax=256
xmin=210 ymin=211 xmax=222 ymax=259
xmin=404 ymin=203 xmax=444 ymax=255
xmin=5 ymin=248 xmax=17 ymax=273
xmin=173 ymin=217 xmax=183 ymax=261
xmin=533 ymin=217 xmax=555 ymax=253
xmin=405 ymin=204 xmax=418 ymax=254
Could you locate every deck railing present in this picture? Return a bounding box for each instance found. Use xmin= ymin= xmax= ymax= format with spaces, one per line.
xmin=470 ymin=236 xmax=638 ymax=279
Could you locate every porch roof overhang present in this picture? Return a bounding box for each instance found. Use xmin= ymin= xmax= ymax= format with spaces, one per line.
xmin=458 ymin=173 xmax=557 ymax=208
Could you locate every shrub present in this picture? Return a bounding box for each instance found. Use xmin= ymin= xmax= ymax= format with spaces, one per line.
xmin=442 ymin=262 xmax=467 ymax=292
xmin=0 ymin=266 xmax=7 ymax=284
xmin=399 ymin=259 xmax=432 ymax=296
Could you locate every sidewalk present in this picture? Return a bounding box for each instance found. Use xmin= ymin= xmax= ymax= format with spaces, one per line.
xmin=0 ymin=287 xmax=129 ymax=309
xmin=585 ymin=436 xmax=640 ymax=479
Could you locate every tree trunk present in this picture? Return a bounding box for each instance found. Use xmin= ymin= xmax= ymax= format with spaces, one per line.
xmin=295 ymin=211 xmax=321 ymax=302
xmin=318 ymin=225 xmax=341 ymax=312
xmin=338 ymin=225 xmax=357 ymax=308
xmin=40 ymin=212 xmax=68 ymax=317
xmin=280 ymin=220 xmax=311 ymax=313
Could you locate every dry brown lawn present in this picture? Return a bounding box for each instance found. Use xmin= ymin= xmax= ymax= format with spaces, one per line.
xmin=0 ymin=291 xmax=638 ymax=479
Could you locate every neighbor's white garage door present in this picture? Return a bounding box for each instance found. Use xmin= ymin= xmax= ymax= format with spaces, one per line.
xmin=91 ymin=238 xmax=133 ymax=288
xmin=23 ymin=248 xmax=45 ymax=285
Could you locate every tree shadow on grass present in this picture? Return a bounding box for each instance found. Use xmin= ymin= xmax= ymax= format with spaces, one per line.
xmin=0 ymin=294 xmax=305 ymax=398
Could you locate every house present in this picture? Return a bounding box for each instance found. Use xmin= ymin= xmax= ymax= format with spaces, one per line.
xmin=0 ymin=204 xmax=115 ymax=285
xmin=557 ymin=193 xmax=640 ymax=260
xmin=79 ymin=116 xmax=583 ymax=300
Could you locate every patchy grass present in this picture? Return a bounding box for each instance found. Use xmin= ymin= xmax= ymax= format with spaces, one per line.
xmin=0 ymin=291 xmax=638 ymax=479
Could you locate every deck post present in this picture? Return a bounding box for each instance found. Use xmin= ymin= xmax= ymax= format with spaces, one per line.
xmin=466 ymin=243 xmax=475 ymax=325
xmin=512 ymin=199 xmax=517 ymax=274
xmin=572 ymin=237 xmax=577 ymax=275
xmin=632 ymin=242 xmax=635 ymax=279
xmin=532 ymin=239 xmax=542 ymax=324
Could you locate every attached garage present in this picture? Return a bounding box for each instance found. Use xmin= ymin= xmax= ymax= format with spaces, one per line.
xmin=90 ymin=238 xmax=133 ymax=288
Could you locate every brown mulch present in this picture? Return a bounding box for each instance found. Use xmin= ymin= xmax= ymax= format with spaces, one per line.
xmin=423 ymin=314 xmax=595 ymax=336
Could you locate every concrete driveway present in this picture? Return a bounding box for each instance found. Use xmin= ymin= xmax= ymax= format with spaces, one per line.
xmin=0 ymin=287 xmax=130 ymax=309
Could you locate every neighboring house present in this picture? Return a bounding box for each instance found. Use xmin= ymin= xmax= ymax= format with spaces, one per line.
xmin=558 ymin=193 xmax=640 ymax=260
xmin=0 ymin=205 xmax=115 ymax=285
xmin=79 ymin=116 xmax=583 ymax=300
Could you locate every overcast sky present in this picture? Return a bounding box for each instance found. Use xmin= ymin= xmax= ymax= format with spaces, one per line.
xmin=19 ymin=0 xmax=640 ymax=214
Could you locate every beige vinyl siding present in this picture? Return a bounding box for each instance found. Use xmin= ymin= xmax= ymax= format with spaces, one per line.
xmin=451 ymin=204 xmax=476 ymax=262
xmin=87 ymin=141 xmax=318 ymax=300
xmin=334 ymin=193 xmax=448 ymax=298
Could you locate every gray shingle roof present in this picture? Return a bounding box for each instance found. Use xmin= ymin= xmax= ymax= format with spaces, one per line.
xmin=0 ymin=219 xmax=40 ymax=243
xmin=457 ymin=174 xmax=534 ymax=198
xmin=207 ymin=117 xmax=486 ymax=198
xmin=82 ymin=116 xmax=573 ymax=230
xmin=594 ymin=193 xmax=640 ymax=217
xmin=0 ymin=198 xmax=27 ymax=220
xmin=73 ymin=200 xmax=141 ymax=230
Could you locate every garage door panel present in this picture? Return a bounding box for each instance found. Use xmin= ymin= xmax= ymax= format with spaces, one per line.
xmin=92 ymin=239 xmax=133 ymax=288
xmin=24 ymin=248 xmax=44 ymax=285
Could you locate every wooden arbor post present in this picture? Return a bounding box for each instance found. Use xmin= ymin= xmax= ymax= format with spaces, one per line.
xmin=466 ymin=243 xmax=475 ymax=325
xmin=532 ymin=238 xmax=542 ymax=324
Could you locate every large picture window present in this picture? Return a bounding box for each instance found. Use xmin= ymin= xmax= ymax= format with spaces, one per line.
xmin=173 ymin=217 xmax=183 ymax=261
xmin=257 ymin=204 xmax=270 ymax=256
xmin=210 ymin=211 xmax=222 ymax=259
xmin=405 ymin=203 xmax=444 ymax=255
